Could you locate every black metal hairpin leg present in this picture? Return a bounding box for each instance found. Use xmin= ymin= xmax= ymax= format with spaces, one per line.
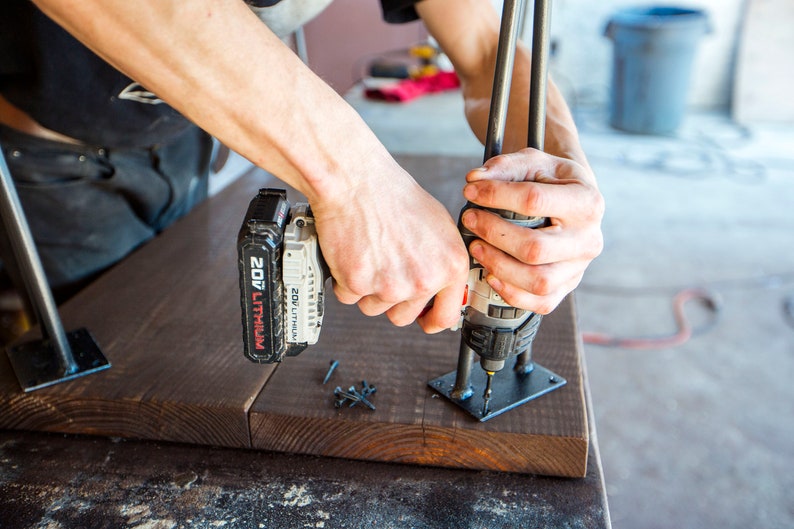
xmin=0 ymin=145 xmax=109 ymax=392
xmin=428 ymin=0 xmax=566 ymax=422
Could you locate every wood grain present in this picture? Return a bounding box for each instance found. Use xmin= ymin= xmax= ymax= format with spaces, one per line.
xmin=0 ymin=169 xmax=276 ymax=447
xmin=0 ymin=155 xmax=588 ymax=477
xmin=249 ymin=155 xmax=589 ymax=477
xmin=249 ymin=293 xmax=588 ymax=477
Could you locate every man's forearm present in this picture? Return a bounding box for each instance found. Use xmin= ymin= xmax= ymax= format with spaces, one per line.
xmin=32 ymin=0 xmax=394 ymax=205
xmin=417 ymin=0 xmax=589 ymax=172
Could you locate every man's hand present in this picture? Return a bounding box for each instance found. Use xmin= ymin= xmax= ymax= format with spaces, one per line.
xmin=310 ymin=164 xmax=470 ymax=334
xmin=460 ymin=149 xmax=604 ymax=314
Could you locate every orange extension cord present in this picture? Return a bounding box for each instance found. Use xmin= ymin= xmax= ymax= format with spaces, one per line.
xmin=581 ymin=287 xmax=721 ymax=350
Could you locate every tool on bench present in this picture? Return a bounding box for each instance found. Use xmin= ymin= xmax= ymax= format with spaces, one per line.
xmin=0 ymin=147 xmax=109 ymax=392
xmin=237 ymin=0 xmax=565 ymax=421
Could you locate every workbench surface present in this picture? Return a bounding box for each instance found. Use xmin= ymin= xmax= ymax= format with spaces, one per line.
xmin=1 ymin=155 xmax=610 ymax=527
xmin=0 ymin=429 xmax=610 ymax=528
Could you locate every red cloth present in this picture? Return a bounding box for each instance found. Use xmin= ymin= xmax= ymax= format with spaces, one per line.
xmin=364 ymin=71 xmax=460 ymax=102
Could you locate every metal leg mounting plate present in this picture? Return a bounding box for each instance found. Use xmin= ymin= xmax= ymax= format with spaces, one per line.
xmin=428 ymin=363 xmax=566 ymax=422
xmin=6 ymin=328 xmax=110 ymax=392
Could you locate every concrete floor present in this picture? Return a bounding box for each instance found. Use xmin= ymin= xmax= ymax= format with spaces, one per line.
xmin=347 ymin=87 xmax=794 ymax=529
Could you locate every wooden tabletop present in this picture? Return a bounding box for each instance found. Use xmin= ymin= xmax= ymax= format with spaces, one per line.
xmin=3 ymin=154 xmax=594 ymax=478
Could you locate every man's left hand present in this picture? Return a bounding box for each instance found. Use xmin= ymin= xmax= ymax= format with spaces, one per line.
xmin=460 ymin=148 xmax=604 ymax=314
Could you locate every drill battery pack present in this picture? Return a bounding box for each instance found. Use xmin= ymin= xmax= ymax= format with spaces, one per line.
xmin=237 ymin=189 xmax=328 ymax=363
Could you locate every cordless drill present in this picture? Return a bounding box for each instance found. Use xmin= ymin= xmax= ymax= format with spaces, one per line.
xmin=456 ymin=207 xmax=546 ymax=415
xmin=237 ymin=187 xmax=544 ymax=371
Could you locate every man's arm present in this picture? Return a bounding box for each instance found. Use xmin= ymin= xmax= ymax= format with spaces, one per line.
xmin=31 ymin=0 xmax=469 ymax=332
xmin=417 ymin=0 xmax=605 ymax=314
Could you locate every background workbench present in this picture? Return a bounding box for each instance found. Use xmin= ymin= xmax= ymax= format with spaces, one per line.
xmin=1 ymin=154 xmax=610 ymax=527
xmin=0 ymin=428 xmax=609 ymax=528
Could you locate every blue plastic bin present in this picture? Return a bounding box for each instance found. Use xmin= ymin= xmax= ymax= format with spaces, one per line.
xmin=604 ymin=6 xmax=710 ymax=134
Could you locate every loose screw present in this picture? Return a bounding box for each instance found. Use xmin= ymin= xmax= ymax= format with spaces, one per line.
xmin=361 ymin=380 xmax=377 ymax=397
xmin=323 ymin=359 xmax=339 ymax=384
xmin=333 ymin=386 xmax=360 ymax=407
xmin=331 ymin=382 xmax=376 ymax=411
xmin=348 ymin=386 xmax=376 ymax=411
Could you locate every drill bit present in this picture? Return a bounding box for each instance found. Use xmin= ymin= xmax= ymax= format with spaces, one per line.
xmin=482 ymin=371 xmax=495 ymax=416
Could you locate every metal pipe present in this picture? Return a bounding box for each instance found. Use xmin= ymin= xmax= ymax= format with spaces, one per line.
xmin=0 ymin=147 xmax=77 ymax=374
xmin=483 ymin=0 xmax=527 ymax=163
xmin=294 ymin=27 xmax=308 ymax=65
xmin=450 ymin=342 xmax=475 ymax=400
xmin=528 ymin=0 xmax=552 ymax=151
xmin=517 ymin=0 xmax=552 ymax=371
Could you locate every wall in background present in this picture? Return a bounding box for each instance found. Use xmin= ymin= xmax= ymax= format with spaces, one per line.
xmin=302 ymin=0 xmax=744 ymax=109
xmin=302 ymin=0 xmax=427 ymax=94
xmin=525 ymin=0 xmax=745 ymax=109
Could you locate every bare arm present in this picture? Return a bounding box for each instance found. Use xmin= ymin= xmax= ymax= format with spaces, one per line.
xmin=416 ymin=0 xmax=586 ymax=163
xmin=32 ymin=0 xmax=469 ymax=331
xmin=34 ymin=0 xmax=374 ymax=201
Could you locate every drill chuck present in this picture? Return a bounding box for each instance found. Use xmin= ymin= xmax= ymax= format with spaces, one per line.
xmin=460 ymin=307 xmax=543 ymax=373
xmin=458 ymin=201 xmax=545 ymax=375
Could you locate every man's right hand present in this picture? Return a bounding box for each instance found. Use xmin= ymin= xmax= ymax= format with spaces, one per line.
xmin=310 ymin=164 xmax=469 ymax=335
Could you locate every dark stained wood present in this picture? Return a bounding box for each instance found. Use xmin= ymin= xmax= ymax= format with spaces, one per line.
xmin=0 ymin=154 xmax=588 ymax=477
xmin=249 ymin=290 xmax=588 ymax=477
xmin=0 ymin=169 xmax=277 ymax=447
xmin=249 ymin=155 xmax=589 ymax=477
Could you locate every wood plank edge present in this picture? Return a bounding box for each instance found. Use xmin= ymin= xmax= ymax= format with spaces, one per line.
xmin=0 ymin=393 xmax=251 ymax=448
xmin=249 ymin=413 xmax=589 ymax=478
xmin=569 ymin=292 xmax=592 ymax=441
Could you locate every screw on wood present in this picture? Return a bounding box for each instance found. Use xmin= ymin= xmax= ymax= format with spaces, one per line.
xmin=361 ymin=380 xmax=376 ymax=396
xmin=331 ymin=382 xmax=376 ymax=411
xmin=348 ymin=386 xmax=376 ymax=411
xmin=323 ymin=359 xmax=340 ymax=384
xmin=333 ymin=386 xmax=360 ymax=408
